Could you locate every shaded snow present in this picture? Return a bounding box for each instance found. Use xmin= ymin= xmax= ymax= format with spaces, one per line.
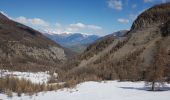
xmin=0 ymin=81 xmax=170 ymax=100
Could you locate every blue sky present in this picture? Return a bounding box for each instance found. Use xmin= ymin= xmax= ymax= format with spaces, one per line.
xmin=0 ymin=0 xmax=169 ymax=36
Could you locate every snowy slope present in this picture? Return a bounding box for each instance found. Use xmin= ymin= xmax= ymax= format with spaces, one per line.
xmin=0 ymin=81 xmax=170 ymax=100
xmin=0 ymin=70 xmax=51 ymax=84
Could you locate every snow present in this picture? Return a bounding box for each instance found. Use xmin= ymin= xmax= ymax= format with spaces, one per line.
xmin=0 ymin=70 xmax=51 ymax=84
xmin=0 ymin=81 xmax=170 ymax=100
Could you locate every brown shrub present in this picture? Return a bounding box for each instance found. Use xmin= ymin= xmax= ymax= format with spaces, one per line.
xmin=0 ymin=76 xmax=62 ymax=96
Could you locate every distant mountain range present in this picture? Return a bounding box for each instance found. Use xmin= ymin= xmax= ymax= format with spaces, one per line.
xmin=44 ymin=33 xmax=100 ymax=53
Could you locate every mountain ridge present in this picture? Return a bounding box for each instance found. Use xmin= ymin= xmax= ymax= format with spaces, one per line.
xmin=58 ymin=3 xmax=170 ymax=83
xmin=0 ymin=12 xmax=73 ymax=71
xmin=44 ymin=33 xmax=100 ymax=53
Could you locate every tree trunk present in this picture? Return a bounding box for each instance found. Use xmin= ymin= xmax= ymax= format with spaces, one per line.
xmin=151 ymin=81 xmax=155 ymax=91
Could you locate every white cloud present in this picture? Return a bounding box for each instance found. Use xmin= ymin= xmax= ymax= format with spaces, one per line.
xmin=107 ymin=0 xmax=123 ymax=11
xmin=87 ymin=25 xmax=102 ymax=30
xmin=66 ymin=23 xmax=86 ymax=32
xmin=15 ymin=16 xmax=28 ymax=24
xmin=55 ymin=23 xmax=61 ymax=27
xmin=15 ymin=20 xmax=103 ymax=34
xmin=66 ymin=23 xmax=102 ymax=33
xmin=69 ymin=23 xmax=86 ymax=29
xmin=15 ymin=16 xmax=49 ymax=27
xmin=12 ymin=15 xmax=103 ymax=35
xmin=28 ymin=18 xmax=49 ymax=27
xmin=132 ymin=4 xmax=137 ymax=8
xmin=144 ymin=0 xmax=170 ymax=3
xmin=144 ymin=0 xmax=153 ymax=3
xmin=117 ymin=18 xmax=129 ymax=24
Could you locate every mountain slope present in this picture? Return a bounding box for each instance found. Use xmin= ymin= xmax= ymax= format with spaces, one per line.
xmin=78 ymin=30 xmax=128 ymax=60
xmin=44 ymin=33 xmax=100 ymax=53
xmin=0 ymin=13 xmax=72 ymax=71
xmin=59 ymin=3 xmax=170 ymax=83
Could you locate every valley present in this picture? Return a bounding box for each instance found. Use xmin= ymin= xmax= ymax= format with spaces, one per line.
xmin=44 ymin=33 xmax=100 ymax=53
xmin=0 ymin=1 xmax=170 ymax=100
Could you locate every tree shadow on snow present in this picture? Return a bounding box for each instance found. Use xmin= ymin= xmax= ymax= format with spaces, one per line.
xmin=119 ymin=86 xmax=170 ymax=92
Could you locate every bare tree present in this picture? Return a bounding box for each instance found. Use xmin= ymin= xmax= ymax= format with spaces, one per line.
xmin=145 ymin=41 xmax=166 ymax=91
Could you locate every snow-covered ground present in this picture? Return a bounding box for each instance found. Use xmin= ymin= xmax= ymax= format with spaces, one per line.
xmin=0 ymin=81 xmax=170 ymax=100
xmin=0 ymin=70 xmax=51 ymax=84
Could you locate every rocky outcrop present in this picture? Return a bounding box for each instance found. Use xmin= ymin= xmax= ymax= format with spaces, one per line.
xmin=131 ymin=3 xmax=170 ymax=30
